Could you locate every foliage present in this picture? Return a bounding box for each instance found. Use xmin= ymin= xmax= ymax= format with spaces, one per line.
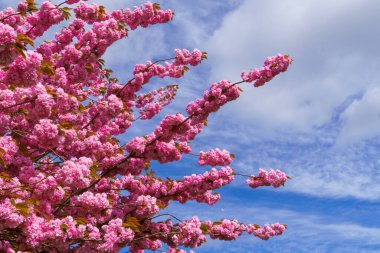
xmin=0 ymin=1 xmax=292 ymax=252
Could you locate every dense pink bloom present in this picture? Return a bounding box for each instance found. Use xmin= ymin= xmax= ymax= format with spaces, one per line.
xmin=0 ymin=1 xmax=292 ymax=252
xmin=98 ymin=219 xmax=135 ymax=252
xmin=3 ymin=51 xmax=42 ymax=87
xmin=74 ymin=2 xmax=107 ymax=24
xmin=177 ymin=217 xmax=206 ymax=247
xmin=246 ymin=223 xmax=286 ymax=240
xmin=111 ymin=2 xmax=174 ymax=30
xmin=203 ymin=219 xmax=245 ymax=241
xmin=134 ymin=195 xmax=159 ymax=218
xmin=1 ymin=7 xmax=24 ymax=28
xmin=136 ymin=84 xmax=179 ymax=120
xmin=119 ymin=167 xmax=234 ymax=206
xmin=198 ymin=148 xmax=232 ymax=166
xmin=124 ymin=49 xmax=204 ymax=100
xmin=25 ymin=1 xmax=65 ymax=38
xmin=0 ymin=136 xmax=18 ymax=165
xmin=56 ymin=157 xmax=93 ymax=189
xmin=186 ymin=80 xmax=241 ymax=125
xmin=0 ymin=199 xmax=25 ymax=229
xmin=174 ymin=48 xmax=205 ymax=66
xmin=241 ymin=54 xmax=293 ymax=87
xmin=126 ymin=136 xmax=148 ymax=155
xmin=31 ymin=119 xmax=62 ymax=147
xmin=73 ymin=191 xmax=110 ymax=210
xmin=246 ymin=168 xmax=288 ymax=189
xmin=0 ymin=23 xmax=16 ymax=45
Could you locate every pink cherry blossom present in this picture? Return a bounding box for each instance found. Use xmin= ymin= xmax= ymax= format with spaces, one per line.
xmin=198 ymin=148 xmax=233 ymax=166
xmin=246 ymin=168 xmax=289 ymax=189
xmin=0 ymin=1 xmax=292 ymax=252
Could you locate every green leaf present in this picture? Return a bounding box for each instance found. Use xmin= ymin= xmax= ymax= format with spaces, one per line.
xmin=26 ymin=198 xmax=40 ymax=206
xmin=59 ymin=7 xmax=72 ymax=20
xmin=153 ymin=3 xmax=161 ymax=14
xmin=200 ymin=223 xmax=209 ymax=233
xmin=97 ymin=58 xmax=105 ymax=69
xmin=45 ymin=86 xmax=57 ymax=96
xmin=16 ymin=34 xmax=34 ymax=46
xmin=60 ymin=223 xmax=69 ymax=231
xmin=99 ymin=86 xmax=107 ymax=95
xmin=90 ymin=164 xmax=98 ymax=179
xmin=39 ymin=60 xmax=55 ymax=76
xmin=25 ymin=0 xmax=38 ymax=13
xmin=253 ymin=224 xmax=261 ymax=229
xmin=0 ymin=171 xmax=11 ymax=180
xmin=77 ymin=104 xmax=87 ymax=113
xmin=14 ymin=43 xmax=27 ymax=59
xmin=14 ymin=202 xmax=29 ymax=215
xmin=59 ymin=121 xmax=74 ymax=129
xmin=0 ymin=148 xmax=7 ymax=168
xmin=201 ymin=51 xmax=208 ymax=60
xmin=75 ymin=217 xmax=89 ymax=225
xmin=156 ymin=201 xmax=166 ymax=209
xmin=123 ymin=217 xmax=141 ymax=232
xmin=98 ymin=5 xmax=106 ymax=19
xmin=10 ymin=241 xmax=19 ymax=251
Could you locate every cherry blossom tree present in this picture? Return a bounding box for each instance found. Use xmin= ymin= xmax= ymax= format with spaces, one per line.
xmin=0 ymin=1 xmax=292 ymax=252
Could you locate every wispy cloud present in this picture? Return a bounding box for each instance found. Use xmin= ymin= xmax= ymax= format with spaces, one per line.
xmin=205 ymin=0 xmax=380 ymax=135
xmin=162 ymin=202 xmax=380 ymax=253
xmin=336 ymin=86 xmax=380 ymax=147
xmin=197 ymin=120 xmax=380 ymax=200
xmin=168 ymin=0 xmax=380 ymax=202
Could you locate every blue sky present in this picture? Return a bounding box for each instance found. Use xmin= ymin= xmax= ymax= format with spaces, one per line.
xmin=104 ymin=1 xmax=380 ymax=252
xmin=3 ymin=0 xmax=380 ymax=252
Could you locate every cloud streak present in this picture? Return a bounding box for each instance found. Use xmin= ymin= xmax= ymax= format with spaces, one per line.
xmin=162 ymin=202 xmax=380 ymax=253
xmin=206 ymin=0 xmax=380 ymax=135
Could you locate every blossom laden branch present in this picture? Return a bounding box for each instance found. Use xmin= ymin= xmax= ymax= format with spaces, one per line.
xmin=0 ymin=1 xmax=292 ymax=252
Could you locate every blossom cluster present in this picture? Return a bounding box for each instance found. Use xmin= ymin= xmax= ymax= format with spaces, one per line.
xmin=136 ymin=84 xmax=179 ymax=120
xmin=241 ymin=54 xmax=293 ymax=87
xmin=186 ymin=80 xmax=241 ymax=124
xmin=119 ymin=167 xmax=234 ymax=206
xmin=111 ymin=2 xmax=174 ymax=30
xmin=198 ymin=148 xmax=233 ymax=166
xmin=0 ymin=1 xmax=292 ymax=252
xmin=0 ymin=23 xmax=17 ymax=66
xmin=246 ymin=223 xmax=286 ymax=240
xmin=126 ymin=49 xmax=206 ymax=97
xmin=246 ymin=168 xmax=289 ymax=188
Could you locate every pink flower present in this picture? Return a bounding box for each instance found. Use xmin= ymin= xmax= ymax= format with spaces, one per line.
xmin=0 ymin=1 xmax=292 ymax=251
xmin=246 ymin=169 xmax=288 ymax=189
xmin=246 ymin=223 xmax=286 ymax=240
xmin=241 ymin=54 xmax=293 ymax=87
xmin=0 ymin=23 xmax=16 ymax=45
xmin=198 ymin=148 xmax=233 ymax=166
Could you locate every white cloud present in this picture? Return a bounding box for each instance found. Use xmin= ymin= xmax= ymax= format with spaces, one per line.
xmin=205 ymin=0 xmax=380 ymax=134
xmin=336 ymin=86 xmax=380 ymax=147
xmin=183 ymin=0 xmax=380 ymax=201
xmin=260 ymin=139 xmax=380 ymax=200
xmin=192 ymin=119 xmax=380 ymax=200
xmin=162 ymin=203 xmax=380 ymax=253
